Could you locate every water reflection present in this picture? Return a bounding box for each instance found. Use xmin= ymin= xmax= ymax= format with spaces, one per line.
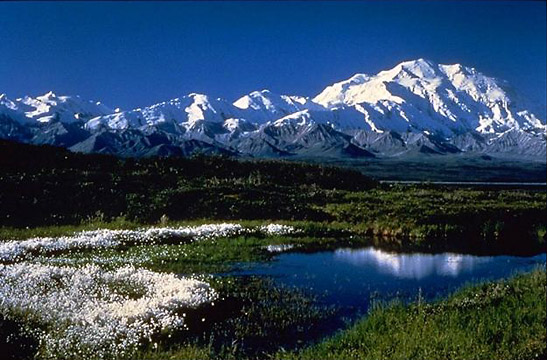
xmin=334 ymin=248 xmax=493 ymax=279
xmin=233 ymin=246 xmax=545 ymax=325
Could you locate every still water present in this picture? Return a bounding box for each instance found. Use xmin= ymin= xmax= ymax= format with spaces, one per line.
xmin=234 ymin=247 xmax=546 ymax=319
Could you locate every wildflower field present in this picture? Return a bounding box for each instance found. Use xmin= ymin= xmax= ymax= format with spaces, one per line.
xmin=0 ymin=223 xmax=311 ymax=359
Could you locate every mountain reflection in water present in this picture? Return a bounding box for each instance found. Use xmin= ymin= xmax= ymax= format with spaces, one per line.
xmin=333 ymin=248 xmax=493 ymax=280
xmin=231 ymin=246 xmax=545 ymax=322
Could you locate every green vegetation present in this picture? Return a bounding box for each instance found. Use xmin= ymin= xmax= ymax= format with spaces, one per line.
xmin=1 ymin=140 xmax=545 ymax=255
xmin=276 ymin=267 xmax=547 ymax=360
xmin=323 ymin=187 xmax=546 ymax=254
xmin=0 ymin=314 xmax=39 ymax=360
xmin=1 ymin=275 xmax=335 ymax=360
xmin=318 ymin=156 xmax=547 ymax=183
xmin=0 ymin=139 xmax=374 ymax=227
xmin=34 ymin=232 xmax=371 ymax=274
xmin=1 ymin=140 xmax=546 ymax=359
xmin=37 ymin=235 xmax=276 ymax=274
xmin=25 ymin=263 xmax=537 ymax=360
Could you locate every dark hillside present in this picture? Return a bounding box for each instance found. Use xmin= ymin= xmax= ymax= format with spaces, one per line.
xmin=0 ymin=140 xmax=376 ymax=227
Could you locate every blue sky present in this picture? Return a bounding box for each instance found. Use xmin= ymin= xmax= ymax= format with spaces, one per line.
xmin=0 ymin=1 xmax=545 ymax=110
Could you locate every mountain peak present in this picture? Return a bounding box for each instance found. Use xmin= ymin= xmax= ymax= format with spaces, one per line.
xmin=402 ymin=58 xmax=435 ymax=66
xmin=393 ymin=58 xmax=438 ymax=78
xmin=314 ymin=59 xmax=545 ymax=135
xmin=438 ymin=62 xmax=474 ymax=78
xmin=233 ymin=90 xmax=279 ymax=111
xmin=40 ymin=91 xmax=58 ymax=99
xmin=245 ymin=89 xmax=275 ymax=99
xmin=0 ymin=93 xmax=18 ymax=111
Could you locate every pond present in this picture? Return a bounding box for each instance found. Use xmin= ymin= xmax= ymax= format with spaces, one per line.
xmin=233 ymin=247 xmax=546 ymax=321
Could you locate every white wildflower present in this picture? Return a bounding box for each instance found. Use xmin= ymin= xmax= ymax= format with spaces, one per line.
xmin=0 ymin=263 xmax=216 ymax=359
xmin=0 ymin=223 xmax=296 ymax=262
xmin=265 ymin=244 xmax=295 ymax=253
xmin=260 ymin=224 xmax=297 ymax=236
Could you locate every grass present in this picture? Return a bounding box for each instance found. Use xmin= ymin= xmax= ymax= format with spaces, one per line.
xmin=4 ymin=200 xmax=544 ymax=256
xmin=318 ymin=156 xmax=547 ymax=183
xmin=34 ymin=229 xmax=541 ymax=360
xmin=1 ymin=139 xmax=545 ymax=255
xmin=199 ymin=277 xmax=335 ymax=358
xmin=0 ymin=216 xmax=141 ymax=241
xmin=38 ymin=236 xmax=272 ymax=274
xmin=0 ymin=219 xmax=325 ymax=241
xmin=0 ymin=253 xmax=335 ymax=360
xmin=33 ymin=232 xmax=369 ymax=274
xmin=0 ymin=314 xmax=39 ymax=360
xmin=8 ymin=275 xmax=332 ymax=360
xmin=276 ymin=268 xmax=547 ymax=360
xmin=320 ymin=186 xmax=546 ymax=255
xmin=1 ymin=226 xmax=545 ymax=360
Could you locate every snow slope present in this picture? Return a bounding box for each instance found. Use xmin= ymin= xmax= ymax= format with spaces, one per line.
xmin=314 ymin=59 xmax=545 ymax=135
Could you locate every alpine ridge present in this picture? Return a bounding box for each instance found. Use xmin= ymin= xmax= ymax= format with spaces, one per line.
xmin=1 ymin=59 xmax=545 ymax=159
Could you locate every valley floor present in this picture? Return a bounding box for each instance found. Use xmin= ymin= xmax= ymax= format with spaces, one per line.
xmin=0 ymin=141 xmax=545 ymax=359
xmin=312 ymin=155 xmax=547 ymax=183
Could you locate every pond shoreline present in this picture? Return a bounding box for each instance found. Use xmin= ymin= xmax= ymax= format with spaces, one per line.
xmin=2 ymin=220 xmax=546 ymax=258
xmin=0 ymin=222 xmax=545 ymax=360
xmin=276 ymin=267 xmax=547 ymax=360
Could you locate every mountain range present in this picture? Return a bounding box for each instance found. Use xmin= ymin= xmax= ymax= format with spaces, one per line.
xmin=1 ymin=59 xmax=545 ymax=160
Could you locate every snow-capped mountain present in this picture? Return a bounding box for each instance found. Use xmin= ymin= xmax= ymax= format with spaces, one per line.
xmin=314 ymin=59 xmax=544 ymax=136
xmin=1 ymin=59 xmax=545 ymax=159
xmin=233 ymin=90 xmax=325 ymax=124
xmin=0 ymin=91 xmax=112 ymax=125
xmin=85 ymin=93 xmax=243 ymax=133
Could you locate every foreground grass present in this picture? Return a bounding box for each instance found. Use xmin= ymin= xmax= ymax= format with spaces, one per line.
xmin=3 ymin=209 xmax=544 ymax=257
xmin=37 ymin=236 xmax=272 ymax=274
xmin=325 ymin=188 xmax=546 ymax=252
xmin=276 ymin=268 xmax=547 ymax=360
xmin=1 ymin=224 xmax=545 ymax=359
xmin=0 ymin=219 xmax=343 ymax=242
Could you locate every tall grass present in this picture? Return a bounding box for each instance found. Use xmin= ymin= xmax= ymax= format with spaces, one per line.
xmin=277 ymin=268 xmax=547 ymax=360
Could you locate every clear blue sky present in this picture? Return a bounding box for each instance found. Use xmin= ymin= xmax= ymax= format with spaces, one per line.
xmin=0 ymin=1 xmax=545 ymax=111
